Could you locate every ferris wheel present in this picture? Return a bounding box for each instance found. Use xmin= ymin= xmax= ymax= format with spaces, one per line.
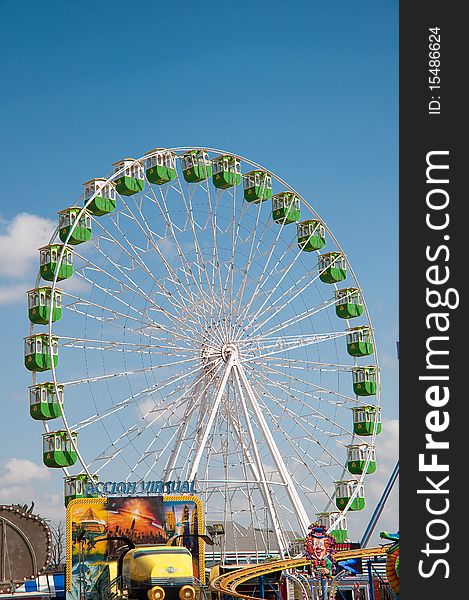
xmin=24 ymin=147 xmax=382 ymax=556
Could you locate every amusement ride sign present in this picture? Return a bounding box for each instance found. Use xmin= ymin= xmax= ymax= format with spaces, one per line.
xmin=84 ymin=479 xmax=196 ymax=496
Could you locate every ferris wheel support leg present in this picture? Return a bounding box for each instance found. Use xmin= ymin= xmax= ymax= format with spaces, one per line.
xmin=232 ymin=368 xmax=288 ymax=557
xmin=234 ymin=361 xmax=311 ymax=535
xmin=163 ymin=380 xmax=203 ymax=481
xmin=188 ymin=354 xmax=237 ymax=482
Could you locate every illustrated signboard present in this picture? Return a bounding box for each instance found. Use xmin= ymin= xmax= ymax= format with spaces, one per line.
xmin=66 ymin=495 xmax=204 ymax=600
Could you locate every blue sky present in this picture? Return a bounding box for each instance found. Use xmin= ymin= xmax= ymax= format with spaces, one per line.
xmin=0 ymin=1 xmax=398 ymax=542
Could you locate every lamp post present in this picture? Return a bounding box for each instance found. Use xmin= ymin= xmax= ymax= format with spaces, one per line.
xmin=206 ymin=523 xmax=225 ymax=566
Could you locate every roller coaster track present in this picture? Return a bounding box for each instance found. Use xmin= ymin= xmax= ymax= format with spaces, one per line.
xmin=209 ymin=548 xmax=389 ymax=600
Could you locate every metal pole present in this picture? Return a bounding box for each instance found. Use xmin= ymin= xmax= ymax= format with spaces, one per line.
xmin=188 ymin=353 xmax=236 ymax=481
xmin=320 ymin=576 xmax=325 ymax=600
xmin=361 ymin=461 xmax=399 ymax=547
xmin=236 ymin=361 xmax=311 ymax=533
xmin=367 ymin=560 xmax=375 ymax=600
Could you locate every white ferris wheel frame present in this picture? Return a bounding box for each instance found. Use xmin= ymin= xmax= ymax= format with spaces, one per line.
xmin=30 ymin=146 xmax=381 ymax=554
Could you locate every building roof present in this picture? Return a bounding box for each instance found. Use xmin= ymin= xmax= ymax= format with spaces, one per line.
xmin=206 ymin=520 xmax=301 ymax=555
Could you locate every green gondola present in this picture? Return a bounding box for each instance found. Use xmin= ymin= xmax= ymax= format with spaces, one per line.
xmin=297 ymin=220 xmax=326 ymax=251
xmin=346 ymin=444 xmax=377 ymax=475
xmin=335 ymin=288 xmax=364 ymax=319
xmin=346 ymin=326 xmax=374 ymax=357
xmin=335 ymin=480 xmax=366 ymax=511
xmin=352 ymin=366 xmax=379 ymax=396
xmin=113 ymin=158 xmax=145 ymax=196
xmin=319 ymin=252 xmax=347 ymax=284
xmin=272 ymin=192 xmax=301 ymax=224
xmin=352 ymin=405 xmax=382 ymax=436
xmin=29 ymin=382 xmax=63 ymax=420
xmin=181 ymin=149 xmax=212 ymax=183
xmin=39 ymin=244 xmax=74 ymax=282
xmin=24 ymin=334 xmax=59 ymax=372
xmin=27 ymin=287 xmax=62 ymax=324
xmin=316 ymin=512 xmax=348 ymax=543
xmin=64 ymin=474 xmax=98 ymax=507
xmin=144 ymin=149 xmax=177 ymax=185
xmin=243 ymin=170 xmax=273 ymax=203
xmin=84 ymin=178 xmax=117 ymax=216
xmin=42 ymin=431 xmax=78 ymax=468
xmin=58 ymin=207 xmax=92 ymax=245
xmin=212 ymin=155 xmax=242 ymax=189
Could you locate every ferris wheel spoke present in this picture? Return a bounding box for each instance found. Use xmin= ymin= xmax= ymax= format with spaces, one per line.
xmin=228 ymin=414 xmax=272 ymax=558
xmin=246 ymin=367 xmax=350 ymax=446
xmin=69 ymin=267 xmax=199 ymax=343
xmin=241 ymin=331 xmax=349 ymax=362
xmin=64 ymin=365 xmax=204 ymax=433
xmin=176 ymin=181 xmax=206 ymax=287
xmin=231 ymin=367 xmax=289 ymax=553
xmin=161 ymin=362 xmax=224 ymax=480
xmin=244 ymin=261 xmax=327 ymax=338
xmin=228 ymin=195 xmax=264 ymax=332
xmin=75 ymin=244 xmax=160 ymax=308
xmin=144 ymin=181 xmax=226 ymax=344
xmin=119 ymin=189 xmax=212 ymax=328
xmin=91 ymin=212 xmax=193 ymax=320
xmin=248 ymin=275 xmax=335 ymax=335
xmin=89 ymin=448 xmax=125 ymax=474
xmin=88 ymin=398 xmax=191 ymax=475
xmin=171 ymin=179 xmax=226 ymax=329
xmin=123 ymin=358 xmax=225 ymax=481
xmin=187 ymin=353 xmax=237 ymax=481
xmin=179 ymin=419 xmax=215 ymax=484
xmin=57 ymin=335 xmax=198 ymax=358
xmin=74 ymin=360 xmax=210 ymax=469
xmin=61 ymin=358 xmax=202 ymax=394
xmin=233 ymin=216 xmax=290 ymax=335
xmin=126 ymin=376 xmax=209 ymax=480
xmin=222 ymin=184 xmax=246 ymax=340
xmin=202 ymin=182 xmax=236 ymax=339
xmin=181 ymin=386 xmax=219 ymax=482
xmin=63 ymin=291 xmax=166 ymax=333
xmin=252 ymin=295 xmax=339 ymax=341
xmin=249 ymin=355 xmax=357 ymax=373
xmin=271 ymin=255 xmax=331 ymax=311
xmin=234 ymin=196 xmax=287 ymax=305
xmin=252 ymin=386 xmax=344 ymax=477
xmin=242 ymin=370 xmax=338 ymax=502
xmin=73 ymin=249 xmax=202 ymax=341
xmin=183 ymin=179 xmax=230 ymax=339
xmin=246 ymin=360 xmax=357 ymax=406
xmin=62 ymin=298 xmax=195 ymax=350
xmin=68 ymin=362 xmax=207 ymax=453
xmin=248 ymin=378 xmax=351 ymax=440
xmin=235 ymin=360 xmax=310 ymax=533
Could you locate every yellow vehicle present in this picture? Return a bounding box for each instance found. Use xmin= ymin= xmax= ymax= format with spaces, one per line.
xmin=120 ymin=545 xmax=196 ymax=600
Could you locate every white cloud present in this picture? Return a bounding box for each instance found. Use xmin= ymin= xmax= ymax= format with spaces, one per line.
xmin=0 ymin=213 xmax=55 ymax=278
xmin=0 ymin=458 xmax=65 ymax=521
xmin=0 ymin=213 xmax=96 ymax=304
xmin=0 ymin=275 xmax=90 ymax=305
xmin=1 ymin=457 xmax=51 ymax=485
xmin=0 ymin=282 xmax=30 ymax=303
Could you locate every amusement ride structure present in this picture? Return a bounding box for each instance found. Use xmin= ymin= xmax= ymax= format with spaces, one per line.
xmin=24 ymin=147 xmax=383 ymax=562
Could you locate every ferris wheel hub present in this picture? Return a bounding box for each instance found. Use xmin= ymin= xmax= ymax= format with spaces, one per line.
xmin=221 ymin=342 xmax=238 ymax=362
xmin=200 ymin=341 xmax=239 ymax=368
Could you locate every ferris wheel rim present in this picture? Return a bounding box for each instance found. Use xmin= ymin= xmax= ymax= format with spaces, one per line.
xmin=30 ymin=145 xmax=381 ymax=543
